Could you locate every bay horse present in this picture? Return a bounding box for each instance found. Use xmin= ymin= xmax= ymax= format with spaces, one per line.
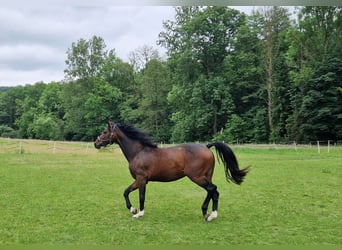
xmin=94 ymin=121 xmax=249 ymax=221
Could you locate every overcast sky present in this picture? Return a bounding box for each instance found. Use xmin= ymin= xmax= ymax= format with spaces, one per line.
xmin=0 ymin=5 xmax=254 ymax=87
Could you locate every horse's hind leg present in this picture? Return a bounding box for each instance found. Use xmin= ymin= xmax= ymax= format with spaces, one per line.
xmin=201 ymin=192 xmax=211 ymax=217
xmin=204 ymin=183 xmax=219 ymax=222
xmin=189 ymin=175 xmax=219 ymax=221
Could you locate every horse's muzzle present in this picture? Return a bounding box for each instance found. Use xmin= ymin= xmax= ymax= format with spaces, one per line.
xmin=94 ymin=142 xmax=101 ymax=149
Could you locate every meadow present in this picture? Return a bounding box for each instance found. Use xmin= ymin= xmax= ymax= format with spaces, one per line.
xmin=0 ymin=138 xmax=341 ymax=246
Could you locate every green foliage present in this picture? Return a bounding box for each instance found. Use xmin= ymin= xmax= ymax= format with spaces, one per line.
xmin=1 ymin=6 xmax=341 ymax=143
xmin=133 ymin=59 xmax=172 ymax=142
xmin=160 ymin=7 xmax=244 ymax=141
xmin=28 ymin=114 xmax=63 ymax=140
xmin=213 ymin=114 xmax=247 ymax=143
xmin=64 ymin=35 xmax=108 ymax=80
xmin=286 ymin=6 xmax=342 ymax=141
xmin=84 ymin=78 xmax=123 ymax=139
xmin=300 ymin=58 xmax=342 ymax=141
xmin=0 ymin=125 xmax=18 ymax=138
xmin=61 ymin=77 xmax=124 ymax=141
xmin=0 ymin=87 xmax=24 ymax=127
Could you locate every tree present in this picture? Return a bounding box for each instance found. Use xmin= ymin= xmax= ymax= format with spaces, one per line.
xmin=38 ymin=82 xmax=64 ymax=119
xmin=28 ymin=114 xmax=62 ymax=140
xmin=299 ymin=58 xmax=342 ymax=141
xmin=62 ymin=36 xmax=131 ymax=140
xmin=84 ymin=78 xmax=123 ymax=139
xmin=64 ymin=35 xmax=108 ymax=81
xmin=213 ymin=114 xmax=248 ymax=143
xmin=102 ymin=50 xmax=135 ymax=92
xmin=222 ymin=15 xmax=265 ymax=142
xmin=158 ymin=6 xmax=201 ymax=56
xmin=128 ymin=45 xmax=162 ymax=72
xmin=159 ymin=7 xmax=245 ymax=142
xmin=3 ymin=7 xmax=341 ymax=143
xmin=298 ymin=7 xmax=342 ymax=65
xmin=132 ymin=59 xmax=172 ymax=142
xmin=0 ymin=125 xmax=17 ymax=138
xmin=286 ymin=6 xmax=342 ymax=141
xmin=0 ymin=87 xmax=26 ymax=128
xmin=15 ymin=83 xmax=46 ymax=138
xmin=256 ymin=7 xmax=291 ymax=141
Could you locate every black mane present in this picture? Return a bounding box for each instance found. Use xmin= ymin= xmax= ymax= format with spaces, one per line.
xmin=117 ymin=123 xmax=158 ymax=148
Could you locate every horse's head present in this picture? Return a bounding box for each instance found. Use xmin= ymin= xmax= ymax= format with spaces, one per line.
xmin=94 ymin=121 xmax=118 ymax=149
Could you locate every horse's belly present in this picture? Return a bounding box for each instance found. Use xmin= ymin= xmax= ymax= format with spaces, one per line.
xmin=149 ymin=167 xmax=185 ymax=182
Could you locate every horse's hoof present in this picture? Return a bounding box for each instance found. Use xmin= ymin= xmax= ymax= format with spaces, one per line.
xmin=132 ymin=210 xmax=144 ymax=218
xmin=204 ymin=211 xmax=217 ymax=222
xmin=204 ymin=214 xmax=210 ymax=221
xmin=130 ymin=207 xmax=138 ymax=215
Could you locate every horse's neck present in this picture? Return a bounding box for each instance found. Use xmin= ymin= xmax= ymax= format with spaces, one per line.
xmin=116 ymin=132 xmax=143 ymax=162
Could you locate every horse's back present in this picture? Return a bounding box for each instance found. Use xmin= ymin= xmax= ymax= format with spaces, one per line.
xmin=143 ymin=144 xmax=214 ymax=182
xmin=164 ymin=143 xmax=213 ymax=161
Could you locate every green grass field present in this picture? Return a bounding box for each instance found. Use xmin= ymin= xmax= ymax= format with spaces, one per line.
xmin=0 ymin=138 xmax=341 ymax=246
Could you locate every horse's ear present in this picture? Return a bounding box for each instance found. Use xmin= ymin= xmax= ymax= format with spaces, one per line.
xmin=108 ymin=121 xmax=112 ymax=129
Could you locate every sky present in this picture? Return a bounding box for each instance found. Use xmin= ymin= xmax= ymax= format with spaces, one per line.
xmin=0 ymin=5 xmax=254 ymax=87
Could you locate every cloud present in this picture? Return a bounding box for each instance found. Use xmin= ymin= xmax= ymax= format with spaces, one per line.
xmin=0 ymin=44 xmax=64 ymax=71
xmin=0 ymin=6 xmax=177 ymax=86
xmin=0 ymin=68 xmax=65 ymax=85
xmin=0 ymin=5 xmax=254 ymax=86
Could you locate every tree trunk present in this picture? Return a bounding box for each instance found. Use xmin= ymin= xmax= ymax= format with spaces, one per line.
xmin=266 ymin=43 xmax=274 ymax=138
xmin=265 ymin=12 xmax=274 ymax=139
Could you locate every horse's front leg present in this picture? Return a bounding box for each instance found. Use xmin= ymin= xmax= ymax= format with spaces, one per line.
xmin=123 ymin=181 xmax=139 ymax=215
xmin=123 ymin=177 xmax=147 ymax=218
xmin=133 ymin=176 xmax=146 ymax=218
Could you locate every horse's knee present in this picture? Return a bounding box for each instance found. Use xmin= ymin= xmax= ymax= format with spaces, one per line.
xmin=123 ymin=187 xmax=130 ymax=198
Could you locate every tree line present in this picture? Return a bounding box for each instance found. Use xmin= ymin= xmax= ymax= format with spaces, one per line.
xmin=1 ymin=6 xmax=341 ymax=143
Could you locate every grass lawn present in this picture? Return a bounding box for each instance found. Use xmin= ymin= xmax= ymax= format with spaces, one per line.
xmin=0 ymin=138 xmax=341 ymax=245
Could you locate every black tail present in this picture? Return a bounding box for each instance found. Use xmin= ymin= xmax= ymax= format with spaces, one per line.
xmin=207 ymin=142 xmax=249 ymax=185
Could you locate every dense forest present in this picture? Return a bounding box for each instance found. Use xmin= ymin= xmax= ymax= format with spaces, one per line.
xmin=1 ymin=6 xmax=341 ymax=143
